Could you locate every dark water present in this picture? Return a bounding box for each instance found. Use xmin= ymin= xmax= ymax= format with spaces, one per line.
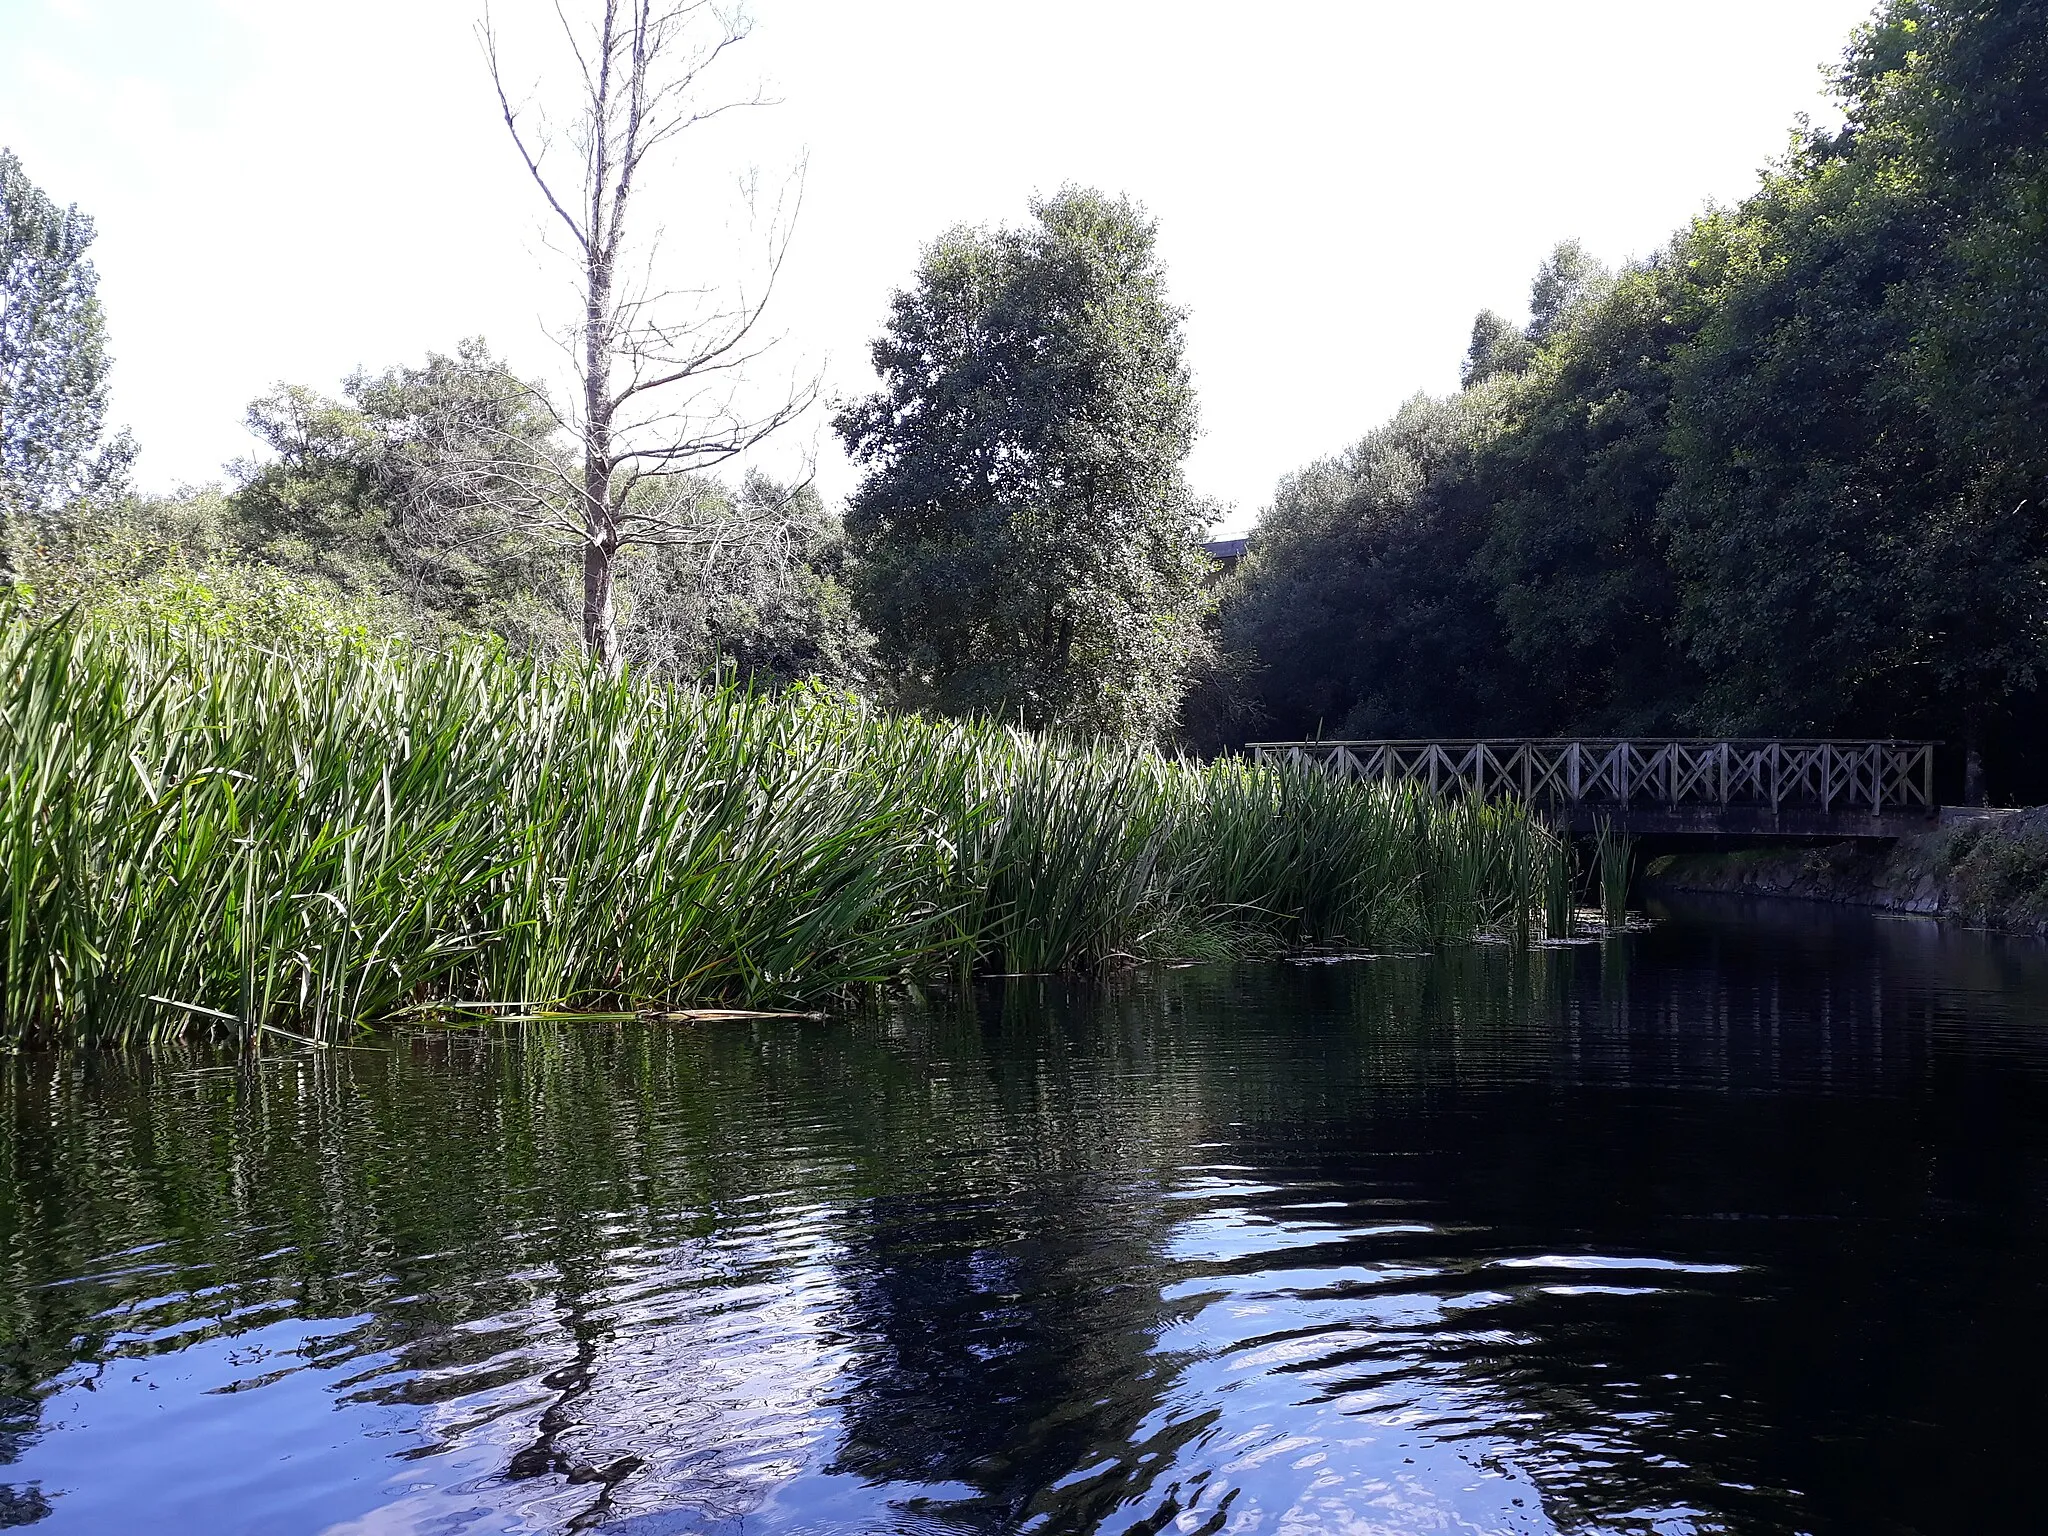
xmin=2 ymin=898 xmax=2046 ymax=1535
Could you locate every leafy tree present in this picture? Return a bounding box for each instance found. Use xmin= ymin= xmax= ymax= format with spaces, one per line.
xmin=1661 ymin=0 xmax=2048 ymax=788
xmin=227 ymin=344 xmax=861 ymax=680
xmin=617 ymin=472 xmax=872 ymax=688
xmin=19 ymin=487 xmax=379 ymax=646
xmin=1174 ymin=637 xmax=1266 ymax=758
xmin=0 ymin=148 xmax=133 ymax=582
xmin=1461 ymin=309 xmax=1534 ymax=388
xmin=1229 ymin=231 xmax=1642 ymax=743
xmin=1221 ymin=393 xmax=1516 ymax=740
xmin=230 ymin=384 xmax=388 ymax=589
xmin=1526 ymin=238 xmax=1614 ymax=343
xmin=1457 ymin=241 xmax=1611 ymax=393
xmin=1660 ymin=167 xmax=1956 ymax=734
xmin=1225 ymin=0 xmax=2048 ymax=804
xmin=230 ymin=340 xmax=577 ymax=650
xmin=1846 ymin=0 xmax=2048 ymax=739
xmin=836 ymin=188 xmax=1209 ymax=740
xmin=1475 ymin=248 xmax=1705 ymax=731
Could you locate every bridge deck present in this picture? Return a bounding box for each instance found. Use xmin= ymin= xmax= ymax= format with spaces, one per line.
xmin=1248 ymin=739 xmax=1938 ymax=838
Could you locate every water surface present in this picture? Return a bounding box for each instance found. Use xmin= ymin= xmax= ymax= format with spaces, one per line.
xmin=2 ymin=897 xmax=2045 ymax=1534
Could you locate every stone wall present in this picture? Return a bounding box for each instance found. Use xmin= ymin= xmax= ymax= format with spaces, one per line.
xmin=1642 ymin=809 xmax=2048 ymax=938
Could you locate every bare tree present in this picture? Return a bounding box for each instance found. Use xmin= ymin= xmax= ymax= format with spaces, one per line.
xmin=481 ymin=0 xmax=815 ymax=670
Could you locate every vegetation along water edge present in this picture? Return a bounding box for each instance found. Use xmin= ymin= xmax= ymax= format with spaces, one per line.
xmin=0 ymin=614 xmax=1577 ymax=1050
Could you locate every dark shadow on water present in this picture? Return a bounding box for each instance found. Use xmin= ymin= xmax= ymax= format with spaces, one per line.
xmin=0 ymin=898 xmax=2044 ymax=1532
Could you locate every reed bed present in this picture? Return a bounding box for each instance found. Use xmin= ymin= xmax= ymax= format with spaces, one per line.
xmin=0 ymin=617 xmax=1573 ymax=1046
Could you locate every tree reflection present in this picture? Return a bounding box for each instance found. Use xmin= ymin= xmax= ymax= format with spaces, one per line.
xmin=0 ymin=910 xmax=2045 ymax=1532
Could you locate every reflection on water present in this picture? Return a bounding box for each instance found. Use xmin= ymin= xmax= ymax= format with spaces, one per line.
xmin=1 ymin=897 xmax=2045 ymax=1534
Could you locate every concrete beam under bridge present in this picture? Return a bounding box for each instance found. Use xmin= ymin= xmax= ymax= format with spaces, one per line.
xmin=1549 ymin=805 xmax=1936 ymax=840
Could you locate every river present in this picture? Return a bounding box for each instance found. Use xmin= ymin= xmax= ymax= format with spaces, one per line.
xmin=1 ymin=896 xmax=2043 ymax=1534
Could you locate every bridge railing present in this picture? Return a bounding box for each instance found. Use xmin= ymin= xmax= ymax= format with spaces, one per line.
xmin=1246 ymin=739 xmax=1937 ymax=814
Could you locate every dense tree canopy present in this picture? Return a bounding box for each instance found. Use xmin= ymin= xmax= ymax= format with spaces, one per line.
xmin=836 ymin=188 xmax=1209 ymax=740
xmin=1222 ymin=394 xmax=1506 ymax=739
xmin=1476 ymin=250 xmax=1699 ymax=733
xmin=190 ymin=344 xmax=863 ymax=683
xmin=1460 ymin=310 xmax=1533 ymax=389
xmin=1227 ymin=0 xmax=2048 ymax=797
xmin=229 ymin=340 xmax=573 ymax=646
xmin=11 ymin=0 xmax=2048 ymax=786
xmin=1664 ymin=0 xmax=2048 ymax=756
xmin=617 ymin=473 xmax=873 ymax=689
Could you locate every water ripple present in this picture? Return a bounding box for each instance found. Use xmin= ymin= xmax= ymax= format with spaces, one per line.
xmin=1 ymin=909 xmax=2044 ymax=1532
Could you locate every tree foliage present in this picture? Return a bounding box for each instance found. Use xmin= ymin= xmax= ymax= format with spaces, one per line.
xmin=1525 ymin=238 xmax=1614 ymax=344
xmin=0 ymin=148 xmax=133 ymax=578
xmin=1461 ymin=310 xmax=1533 ymax=388
xmin=16 ymin=0 xmax=2048 ymax=787
xmin=1475 ymin=251 xmax=1700 ymax=732
xmin=1222 ymin=394 xmax=1508 ymax=740
xmin=1227 ymin=0 xmax=2048 ymax=796
xmin=617 ymin=472 xmax=872 ymax=688
xmin=1665 ymin=0 xmax=2048 ymax=744
xmin=19 ymin=488 xmax=380 ymax=647
xmin=41 ymin=339 xmax=865 ymax=687
xmin=229 ymin=340 xmax=575 ymax=649
xmin=837 ymin=187 xmax=1209 ymax=740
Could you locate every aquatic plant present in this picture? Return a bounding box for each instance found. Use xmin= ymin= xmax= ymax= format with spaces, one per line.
xmin=1594 ymin=819 xmax=1637 ymax=930
xmin=1541 ymin=830 xmax=1578 ymax=941
xmin=0 ymin=616 xmax=1569 ymax=1046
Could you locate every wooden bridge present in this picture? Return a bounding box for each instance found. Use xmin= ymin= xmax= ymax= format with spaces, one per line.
xmin=1247 ymin=739 xmax=1939 ymax=838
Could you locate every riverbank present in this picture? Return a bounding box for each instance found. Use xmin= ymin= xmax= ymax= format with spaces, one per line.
xmin=1643 ymin=809 xmax=2048 ymax=936
xmin=0 ymin=616 xmax=1573 ymax=1047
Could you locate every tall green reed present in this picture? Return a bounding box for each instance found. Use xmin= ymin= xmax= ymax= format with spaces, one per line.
xmin=1594 ymin=819 xmax=1637 ymax=930
xmin=1542 ymin=833 xmax=1578 ymax=940
xmin=0 ymin=617 xmax=1569 ymax=1046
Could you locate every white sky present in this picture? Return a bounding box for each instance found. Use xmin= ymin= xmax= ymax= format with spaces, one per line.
xmin=2 ymin=0 xmax=1879 ymax=533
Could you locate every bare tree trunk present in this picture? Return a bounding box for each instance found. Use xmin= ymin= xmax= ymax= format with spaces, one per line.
xmin=582 ymin=469 xmax=619 ymax=670
xmin=484 ymin=0 xmax=815 ymax=677
xmin=581 ymin=63 xmax=618 ymax=673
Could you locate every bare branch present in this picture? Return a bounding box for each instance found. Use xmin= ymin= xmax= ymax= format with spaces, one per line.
xmin=480 ymin=6 xmax=591 ymax=254
xmin=481 ymin=0 xmax=815 ymax=671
